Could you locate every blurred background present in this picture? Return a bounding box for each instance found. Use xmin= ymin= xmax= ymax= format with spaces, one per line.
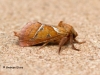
xmin=0 ymin=0 xmax=100 ymax=75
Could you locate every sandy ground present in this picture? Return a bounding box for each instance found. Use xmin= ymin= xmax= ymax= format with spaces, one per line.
xmin=0 ymin=0 xmax=100 ymax=75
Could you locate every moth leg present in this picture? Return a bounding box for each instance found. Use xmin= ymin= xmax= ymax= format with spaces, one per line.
xmin=39 ymin=42 xmax=48 ymax=49
xmin=58 ymin=37 xmax=68 ymax=54
xmin=70 ymin=34 xmax=79 ymax=51
xmin=74 ymin=38 xmax=86 ymax=44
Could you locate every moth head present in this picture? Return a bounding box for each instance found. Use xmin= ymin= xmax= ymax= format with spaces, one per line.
xmin=72 ymin=28 xmax=78 ymax=38
xmin=58 ymin=21 xmax=78 ymax=38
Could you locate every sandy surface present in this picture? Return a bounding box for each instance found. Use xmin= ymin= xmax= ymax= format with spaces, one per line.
xmin=0 ymin=0 xmax=100 ymax=75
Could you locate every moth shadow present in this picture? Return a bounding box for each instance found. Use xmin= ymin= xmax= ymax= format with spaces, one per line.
xmin=33 ymin=42 xmax=70 ymax=50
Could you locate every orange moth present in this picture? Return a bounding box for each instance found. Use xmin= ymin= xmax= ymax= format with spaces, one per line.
xmin=14 ymin=21 xmax=85 ymax=54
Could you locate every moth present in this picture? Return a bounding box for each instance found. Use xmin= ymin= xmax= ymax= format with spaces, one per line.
xmin=14 ymin=21 xmax=85 ymax=54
